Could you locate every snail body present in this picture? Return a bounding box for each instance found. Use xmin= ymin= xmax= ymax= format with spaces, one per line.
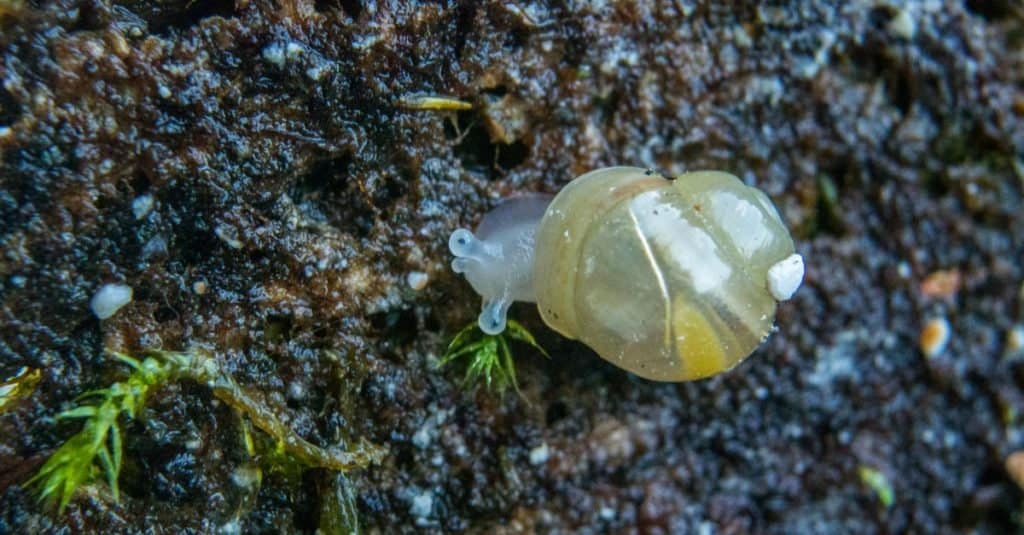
xmin=449 ymin=167 xmax=803 ymax=382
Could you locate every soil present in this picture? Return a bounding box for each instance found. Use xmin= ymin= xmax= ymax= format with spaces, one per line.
xmin=1 ymin=0 xmax=1023 ymax=533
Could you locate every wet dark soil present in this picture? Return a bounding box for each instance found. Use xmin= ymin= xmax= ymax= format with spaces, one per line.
xmin=1 ymin=1 xmax=1023 ymax=533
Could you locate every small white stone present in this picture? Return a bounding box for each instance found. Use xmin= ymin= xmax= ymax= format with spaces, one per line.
xmin=406 ymin=271 xmax=429 ymax=291
xmin=90 ymin=283 xmax=133 ymax=320
xmin=529 ymin=443 xmax=550 ymax=465
xmin=887 ymin=9 xmax=916 ymax=40
xmin=218 ymin=520 xmax=241 ymax=535
xmin=412 ymin=425 xmax=432 ymax=449
xmin=896 ymin=261 xmax=912 ymax=279
xmin=287 ymin=381 xmax=306 ymax=400
xmin=132 ymin=194 xmax=154 ymax=219
xmin=410 ymin=492 xmax=433 ymax=518
xmin=157 ymin=84 xmax=172 ymax=99
xmin=261 ymin=43 xmax=286 ymax=66
xmin=230 ymin=466 xmax=261 ymax=488
xmin=215 ymin=224 xmax=244 ymax=249
xmin=285 ymin=42 xmax=304 ymax=58
xmin=767 ymin=253 xmax=804 ymax=301
xmin=305 ymin=63 xmax=330 ymax=81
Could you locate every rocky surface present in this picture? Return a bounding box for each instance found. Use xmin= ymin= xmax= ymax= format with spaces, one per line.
xmin=1 ymin=0 xmax=1022 ymax=532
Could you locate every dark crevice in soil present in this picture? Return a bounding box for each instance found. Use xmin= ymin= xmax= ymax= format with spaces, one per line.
xmin=964 ymin=0 xmax=1015 ymax=20
xmin=120 ymin=0 xmax=237 ymax=36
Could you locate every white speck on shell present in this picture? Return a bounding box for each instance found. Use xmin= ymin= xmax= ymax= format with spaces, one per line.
xmin=767 ymin=253 xmax=804 ymax=301
xmin=90 ymin=283 xmax=133 ymax=320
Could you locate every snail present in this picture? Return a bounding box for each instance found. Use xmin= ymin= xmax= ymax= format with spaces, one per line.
xmin=449 ymin=167 xmax=804 ymax=381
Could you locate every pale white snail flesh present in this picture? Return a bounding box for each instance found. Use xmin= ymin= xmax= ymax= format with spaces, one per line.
xmin=449 ymin=167 xmax=804 ymax=382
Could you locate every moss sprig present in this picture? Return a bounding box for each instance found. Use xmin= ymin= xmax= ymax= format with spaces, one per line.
xmin=0 ymin=366 xmax=41 ymax=413
xmin=26 ymin=349 xmax=384 ymax=513
xmin=26 ymin=352 xmax=191 ymax=511
xmin=439 ymin=319 xmax=548 ymax=393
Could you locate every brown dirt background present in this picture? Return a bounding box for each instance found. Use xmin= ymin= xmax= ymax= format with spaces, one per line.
xmin=1 ymin=0 xmax=1023 ymax=533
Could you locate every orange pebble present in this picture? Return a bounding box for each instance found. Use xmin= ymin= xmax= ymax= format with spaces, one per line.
xmin=1007 ymin=451 xmax=1024 ymax=489
xmin=919 ymin=317 xmax=951 ymax=358
xmin=920 ymin=269 xmax=961 ymax=298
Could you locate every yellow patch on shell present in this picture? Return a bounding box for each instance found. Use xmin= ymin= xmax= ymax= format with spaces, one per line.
xmin=672 ymin=298 xmax=728 ymax=380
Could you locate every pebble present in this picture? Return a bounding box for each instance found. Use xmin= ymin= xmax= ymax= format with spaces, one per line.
xmin=919 ymin=317 xmax=951 ymax=358
xmin=1006 ymin=451 xmax=1024 ymax=490
xmin=529 ymin=443 xmax=550 ymax=465
xmin=410 ymin=492 xmax=433 ymax=518
xmin=920 ymin=269 xmax=961 ymax=298
xmin=887 ymin=9 xmax=916 ymax=40
xmin=90 ymin=283 xmax=133 ymax=320
xmin=132 ymin=194 xmax=154 ymax=219
xmin=406 ymin=271 xmax=429 ymax=291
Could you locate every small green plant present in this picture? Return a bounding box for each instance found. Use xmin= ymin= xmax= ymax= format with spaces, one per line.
xmin=26 ymin=349 xmax=384 ymax=513
xmin=439 ymin=319 xmax=548 ymax=393
xmin=26 ymin=352 xmax=190 ymax=511
xmin=0 ymin=366 xmax=41 ymax=413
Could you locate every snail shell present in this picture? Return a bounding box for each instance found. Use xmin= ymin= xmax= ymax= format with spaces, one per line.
xmin=449 ymin=166 xmax=803 ymax=382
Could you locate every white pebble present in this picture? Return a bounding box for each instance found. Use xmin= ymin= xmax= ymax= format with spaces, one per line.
xmin=529 ymin=443 xmax=550 ymax=465
xmin=767 ymin=253 xmax=805 ymax=301
xmin=215 ymin=224 xmax=244 ymax=249
xmin=218 ymin=520 xmax=241 ymax=535
xmin=132 ymin=194 xmax=154 ymax=219
xmin=410 ymin=492 xmax=433 ymax=518
xmin=90 ymin=283 xmax=133 ymax=320
xmin=261 ymin=43 xmax=286 ymax=66
xmin=896 ymin=261 xmax=912 ymax=279
xmin=262 ymin=41 xmax=304 ymax=67
xmin=305 ymin=63 xmax=330 ymax=81
xmin=230 ymin=466 xmax=261 ymax=488
xmin=887 ymin=9 xmax=916 ymax=40
xmin=406 ymin=271 xmax=429 ymax=291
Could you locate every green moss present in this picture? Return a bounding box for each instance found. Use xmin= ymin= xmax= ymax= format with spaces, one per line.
xmin=439 ymin=319 xmax=548 ymax=394
xmin=26 ymin=349 xmax=384 ymax=514
xmin=26 ymin=352 xmax=188 ymax=511
xmin=0 ymin=366 xmax=41 ymax=413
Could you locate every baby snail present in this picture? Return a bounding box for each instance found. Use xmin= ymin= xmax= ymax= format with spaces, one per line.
xmin=449 ymin=166 xmax=804 ymax=382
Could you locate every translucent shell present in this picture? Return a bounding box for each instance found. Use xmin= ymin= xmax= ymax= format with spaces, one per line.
xmin=532 ymin=167 xmax=796 ymax=381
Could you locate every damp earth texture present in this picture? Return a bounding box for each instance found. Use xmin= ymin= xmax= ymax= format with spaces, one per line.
xmin=1 ymin=1 xmax=1023 ymax=533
